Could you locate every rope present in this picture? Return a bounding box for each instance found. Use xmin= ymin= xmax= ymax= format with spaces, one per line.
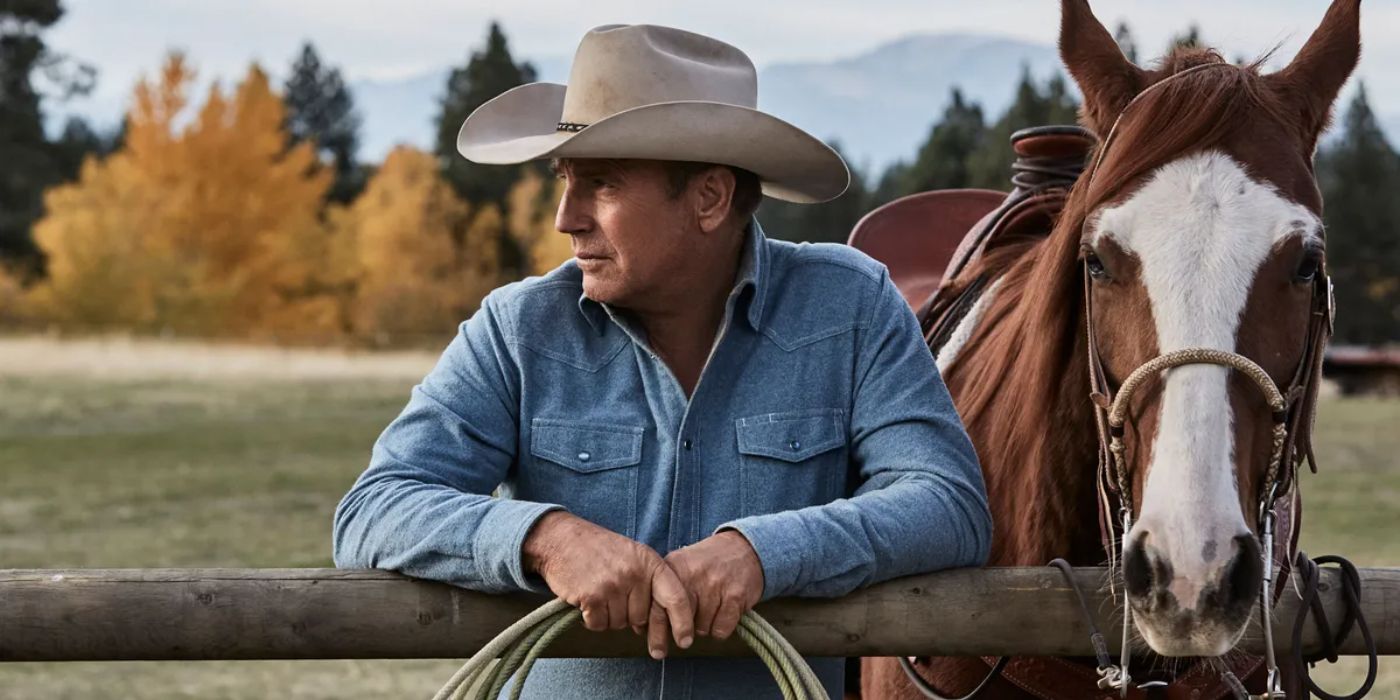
xmin=1107 ymin=348 xmax=1287 ymax=428
xmin=434 ymin=599 xmax=830 ymax=700
xmin=1102 ymin=346 xmax=1293 ymax=520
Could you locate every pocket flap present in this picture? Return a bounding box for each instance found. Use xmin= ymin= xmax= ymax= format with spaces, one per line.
xmin=735 ymin=409 xmax=846 ymax=463
xmin=530 ymin=419 xmax=644 ymax=473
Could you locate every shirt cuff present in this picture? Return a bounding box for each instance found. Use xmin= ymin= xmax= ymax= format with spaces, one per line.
xmin=473 ymin=500 xmax=566 ymax=594
xmin=714 ymin=512 xmax=809 ymax=601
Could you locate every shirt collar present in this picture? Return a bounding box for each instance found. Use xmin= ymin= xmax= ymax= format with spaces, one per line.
xmin=576 ymin=217 xmax=770 ymax=336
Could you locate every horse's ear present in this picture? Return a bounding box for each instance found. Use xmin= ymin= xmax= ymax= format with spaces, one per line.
xmin=1267 ymin=0 xmax=1362 ymax=152
xmin=1059 ymin=0 xmax=1145 ymax=135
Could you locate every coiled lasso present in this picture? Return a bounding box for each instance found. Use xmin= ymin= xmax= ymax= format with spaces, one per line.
xmin=432 ymin=598 xmax=830 ymax=700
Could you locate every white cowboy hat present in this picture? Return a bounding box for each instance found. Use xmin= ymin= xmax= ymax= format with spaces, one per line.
xmin=456 ymin=24 xmax=850 ymax=204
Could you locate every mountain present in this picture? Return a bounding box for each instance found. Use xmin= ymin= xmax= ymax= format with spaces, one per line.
xmin=758 ymin=34 xmax=1064 ymax=171
xmin=350 ymin=33 xmax=1063 ymax=173
xmin=350 ymin=55 xmax=572 ymax=161
xmin=46 ymin=32 xmax=1400 ymax=174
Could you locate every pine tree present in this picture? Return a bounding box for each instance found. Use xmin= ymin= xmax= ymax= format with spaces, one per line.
xmin=891 ymin=88 xmax=987 ymax=197
xmin=283 ymin=42 xmax=364 ymax=204
xmin=47 ymin=115 xmax=122 ymax=182
xmin=435 ymin=22 xmax=537 ymax=208
xmin=1114 ymin=22 xmax=1139 ymax=64
xmin=1316 ymin=85 xmax=1400 ymax=345
xmin=966 ymin=68 xmax=1080 ymax=190
xmin=1169 ymin=25 xmax=1202 ymax=53
xmin=0 ymin=0 xmax=96 ymax=275
xmin=434 ymin=22 xmax=539 ymax=283
xmin=758 ymin=142 xmax=869 ymax=244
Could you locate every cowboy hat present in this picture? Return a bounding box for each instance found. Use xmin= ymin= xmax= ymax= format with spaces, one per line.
xmin=456 ymin=24 xmax=850 ymax=204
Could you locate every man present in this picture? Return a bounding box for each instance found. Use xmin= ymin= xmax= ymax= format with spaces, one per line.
xmin=333 ymin=24 xmax=991 ymax=699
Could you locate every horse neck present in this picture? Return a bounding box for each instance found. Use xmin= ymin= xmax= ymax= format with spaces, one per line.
xmin=944 ymin=248 xmax=1106 ymax=568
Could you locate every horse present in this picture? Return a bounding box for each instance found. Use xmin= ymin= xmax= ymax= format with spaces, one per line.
xmin=859 ymin=0 xmax=1361 ymax=697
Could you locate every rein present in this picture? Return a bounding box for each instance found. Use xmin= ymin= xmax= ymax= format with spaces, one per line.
xmin=906 ymin=61 xmax=1377 ymax=700
xmin=1080 ymin=62 xmax=1382 ymax=700
xmin=1080 ymin=61 xmax=1332 ymax=700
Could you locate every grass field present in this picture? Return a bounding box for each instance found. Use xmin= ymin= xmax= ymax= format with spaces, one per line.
xmin=0 ymin=336 xmax=1395 ymax=698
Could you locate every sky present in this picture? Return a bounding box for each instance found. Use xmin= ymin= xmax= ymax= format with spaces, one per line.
xmin=42 ymin=0 xmax=1400 ymax=140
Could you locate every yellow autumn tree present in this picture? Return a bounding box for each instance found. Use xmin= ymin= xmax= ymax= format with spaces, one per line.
xmin=507 ymin=169 xmax=571 ymax=276
xmin=0 ymin=265 xmax=29 ymax=324
xmin=333 ymin=146 xmax=501 ymax=344
xmin=30 ymin=52 xmax=336 ymax=340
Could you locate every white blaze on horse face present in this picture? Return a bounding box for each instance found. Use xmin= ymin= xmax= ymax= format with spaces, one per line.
xmin=1092 ymin=151 xmax=1320 ymax=612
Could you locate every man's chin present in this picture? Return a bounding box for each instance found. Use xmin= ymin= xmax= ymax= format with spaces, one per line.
xmin=580 ymin=275 xmax=623 ymax=306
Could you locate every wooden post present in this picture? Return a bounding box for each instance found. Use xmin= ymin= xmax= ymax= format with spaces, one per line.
xmin=1 ymin=567 xmax=1395 ymax=661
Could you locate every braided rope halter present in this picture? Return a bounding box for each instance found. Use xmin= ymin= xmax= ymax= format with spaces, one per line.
xmin=1096 ymin=349 xmax=1295 ymax=699
xmin=1082 ymin=62 xmax=1334 ymax=700
xmin=897 ymin=61 xmax=1335 ymax=700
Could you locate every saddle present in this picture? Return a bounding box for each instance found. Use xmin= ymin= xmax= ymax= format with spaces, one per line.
xmin=848 ymin=125 xmax=1097 ymax=351
xmin=847 ymin=189 xmax=1006 ymax=309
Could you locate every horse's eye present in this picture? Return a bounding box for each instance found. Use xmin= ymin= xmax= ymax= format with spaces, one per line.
xmin=1294 ymin=251 xmax=1322 ymax=284
xmin=1084 ymin=251 xmax=1108 ymax=280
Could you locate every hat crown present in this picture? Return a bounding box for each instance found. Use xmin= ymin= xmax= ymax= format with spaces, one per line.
xmin=560 ymin=24 xmax=758 ymax=127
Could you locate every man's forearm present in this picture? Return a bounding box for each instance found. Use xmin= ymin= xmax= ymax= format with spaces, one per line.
xmin=332 ymin=459 xmax=564 ymax=594
xmin=717 ymin=469 xmax=992 ymax=601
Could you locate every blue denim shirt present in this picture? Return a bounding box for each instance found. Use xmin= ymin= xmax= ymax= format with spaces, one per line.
xmin=333 ymin=220 xmax=992 ymax=699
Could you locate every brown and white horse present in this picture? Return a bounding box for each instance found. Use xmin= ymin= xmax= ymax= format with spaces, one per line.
xmin=862 ymin=0 xmax=1360 ymax=698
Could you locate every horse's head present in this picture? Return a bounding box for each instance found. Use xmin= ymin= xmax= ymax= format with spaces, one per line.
xmin=1058 ymin=0 xmax=1358 ymax=656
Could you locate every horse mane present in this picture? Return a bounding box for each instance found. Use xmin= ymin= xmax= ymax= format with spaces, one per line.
xmin=941 ymin=47 xmax=1289 ymax=565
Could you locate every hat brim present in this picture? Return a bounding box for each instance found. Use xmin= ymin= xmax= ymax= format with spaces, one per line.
xmin=457 ymin=83 xmax=850 ymax=204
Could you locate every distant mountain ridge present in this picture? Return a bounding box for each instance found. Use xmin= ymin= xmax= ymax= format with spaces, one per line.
xmin=757 ymin=34 xmax=1064 ymax=170
xmin=350 ymin=32 xmax=1066 ymax=172
xmin=47 ymin=31 xmax=1400 ymax=173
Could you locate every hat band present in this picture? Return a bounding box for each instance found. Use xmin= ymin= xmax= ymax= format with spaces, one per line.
xmin=557 ymin=121 xmax=589 ymax=133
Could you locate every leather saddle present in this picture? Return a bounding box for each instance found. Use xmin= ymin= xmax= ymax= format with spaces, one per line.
xmin=848 ymin=189 xmax=1006 ymax=309
xmin=848 ymin=126 xmax=1098 ymax=320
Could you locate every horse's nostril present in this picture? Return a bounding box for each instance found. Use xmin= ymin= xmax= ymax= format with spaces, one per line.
xmin=1123 ymin=534 xmax=1170 ymax=598
xmin=1226 ymin=534 xmax=1264 ymax=605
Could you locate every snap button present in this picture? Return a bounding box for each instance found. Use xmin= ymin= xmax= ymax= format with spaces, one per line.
xmin=577 ymin=451 xmax=591 ymax=462
xmin=789 ymin=440 xmax=801 ymax=451
xmin=683 ymin=439 xmax=693 ymax=451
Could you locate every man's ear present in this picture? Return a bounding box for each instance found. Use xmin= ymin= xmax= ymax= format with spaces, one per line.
xmin=693 ymin=166 xmax=737 ymax=234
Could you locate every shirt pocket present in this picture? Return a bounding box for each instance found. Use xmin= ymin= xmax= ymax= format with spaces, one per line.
xmin=526 ymin=418 xmax=644 ymax=538
xmin=735 ymin=408 xmax=847 ymax=517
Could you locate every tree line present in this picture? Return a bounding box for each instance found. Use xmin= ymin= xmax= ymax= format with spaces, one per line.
xmin=0 ymin=4 xmax=1393 ymax=345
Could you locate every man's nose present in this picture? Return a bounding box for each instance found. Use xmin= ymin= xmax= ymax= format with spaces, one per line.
xmin=554 ymin=186 xmax=592 ymax=235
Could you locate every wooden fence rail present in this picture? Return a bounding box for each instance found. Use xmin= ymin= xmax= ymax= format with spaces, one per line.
xmin=2 ymin=567 xmax=1396 ymax=662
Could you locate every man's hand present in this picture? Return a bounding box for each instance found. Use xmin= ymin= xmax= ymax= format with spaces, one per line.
xmin=652 ymin=529 xmax=764 ymax=653
xmin=522 ymin=511 xmax=694 ymax=658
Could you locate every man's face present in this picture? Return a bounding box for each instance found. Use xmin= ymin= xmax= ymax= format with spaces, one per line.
xmin=552 ymin=159 xmax=696 ymax=308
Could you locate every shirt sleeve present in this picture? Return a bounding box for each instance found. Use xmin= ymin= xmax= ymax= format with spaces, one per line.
xmin=332 ymin=292 xmax=564 ymax=594
xmin=715 ymin=268 xmax=993 ymax=601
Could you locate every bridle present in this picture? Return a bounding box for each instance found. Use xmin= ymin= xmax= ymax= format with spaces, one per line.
xmin=1085 ymin=266 xmax=1334 ymax=699
xmin=900 ymin=62 xmax=1342 ymax=700
xmin=1081 ymin=62 xmax=1335 ymax=700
